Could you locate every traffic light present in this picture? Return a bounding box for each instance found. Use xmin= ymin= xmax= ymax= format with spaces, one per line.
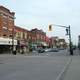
xmin=66 ymin=28 xmax=69 ymax=35
xmin=49 ymin=25 xmax=52 ymax=31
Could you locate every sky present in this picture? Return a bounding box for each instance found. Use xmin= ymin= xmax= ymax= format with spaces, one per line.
xmin=0 ymin=0 xmax=80 ymax=45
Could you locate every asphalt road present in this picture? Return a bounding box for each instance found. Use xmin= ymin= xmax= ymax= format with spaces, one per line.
xmin=0 ymin=55 xmax=70 ymax=80
xmin=32 ymin=49 xmax=70 ymax=56
xmin=32 ymin=49 xmax=80 ymax=56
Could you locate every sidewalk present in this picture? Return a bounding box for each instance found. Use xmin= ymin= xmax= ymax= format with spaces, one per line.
xmin=63 ymin=56 xmax=80 ymax=80
xmin=0 ymin=52 xmax=34 ymax=57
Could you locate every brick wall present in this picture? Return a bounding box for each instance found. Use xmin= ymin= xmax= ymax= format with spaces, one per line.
xmin=0 ymin=6 xmax=15 ymax=38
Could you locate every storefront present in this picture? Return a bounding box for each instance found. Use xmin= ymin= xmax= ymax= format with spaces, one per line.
xmin=36 ymin=42 xmax=48 ymax=49
xmin=0 ymin=38 xmax=17 ymax=53
xmin=17 ymin=40 xmax=28 ymax=53
xmin=40 ymin=42 xmax=48 ymax=48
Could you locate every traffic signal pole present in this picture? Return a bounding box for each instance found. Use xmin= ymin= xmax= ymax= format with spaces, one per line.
xmin=49 ymin=24 xmax=73 ymax=55
xmin=68 ymin=25 xmax=73 ymax=55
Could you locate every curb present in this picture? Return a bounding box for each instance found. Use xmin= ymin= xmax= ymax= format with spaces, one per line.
xmin=56 ymin=57 xmax=72 ymax=80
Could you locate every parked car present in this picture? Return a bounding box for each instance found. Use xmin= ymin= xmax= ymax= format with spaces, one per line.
xmin=44 ymin=48 xmax=59 ymax=52
xmin=37 ymin=48 xmax=45 ymax=53
xmin=44 ymin=48 xmax=51 ymax=52
xmin=59 ymin=48 xmax=65 ymax=50
xmin=49 ymin=48 xmax=59 ymax=52
xmin=48 ymin=48 xmax=59 ymax=52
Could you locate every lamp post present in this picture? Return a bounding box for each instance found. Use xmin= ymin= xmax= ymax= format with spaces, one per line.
xmin=49 ymin=24 xmax=73 ymax=55
xmin=12 ymin=25 xmax=14 ymax=54
xmin=12 ymin=16 xmax=16 ymax=54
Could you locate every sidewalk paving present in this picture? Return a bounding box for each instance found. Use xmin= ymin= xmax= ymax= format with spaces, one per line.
xmin=63 ymin=56 xmax=80 ymax=80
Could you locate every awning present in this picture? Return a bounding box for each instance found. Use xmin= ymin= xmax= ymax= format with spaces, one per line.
xmin=41 ymin=42 xmax=48 ymax=46
xmin=0 ymin=37 xmax=17 ymax=45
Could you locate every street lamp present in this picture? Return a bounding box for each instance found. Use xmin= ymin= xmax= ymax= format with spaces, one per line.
xmin=49 ymin=24 xmax=73 ymax=55
xmin=12 ymin=16 xmax=16 ymax=54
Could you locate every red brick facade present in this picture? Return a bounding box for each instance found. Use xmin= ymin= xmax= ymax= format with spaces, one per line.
xmin=0 ymin=6 xmax=15 ymax=38
xmin=31 ymin=28 xmax=46 ymax=42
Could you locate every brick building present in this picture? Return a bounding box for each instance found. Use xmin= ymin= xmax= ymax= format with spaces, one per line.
xmin=30 ymin=28 xmax=48 ymax=48
xmin=0 ymin=6 xmax=17 ymax=53
xmin=49 ymin=37 xmax=59 ymax=48
xmin=15 ymin=26 xmax=29 ymax=53
xmin=0 ymin=6 xmax=15 ymax=38
xmin=58 ymin=39 xmax=67 ymax=49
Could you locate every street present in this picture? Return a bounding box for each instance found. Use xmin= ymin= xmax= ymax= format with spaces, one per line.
xmin=0 ymin=50 xmax=71 ymax=80
xmin=0 ymin=49 xmax=79 ymax=80
xmin=32 ymin=49 xmax=79 ymax=56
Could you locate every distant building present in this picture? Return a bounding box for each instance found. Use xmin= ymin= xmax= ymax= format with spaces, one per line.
xmin=49 ymin=37 xmax=59 ymax=48
xmin=30 ymin=28 xmax=48 ymax=48
xmin=49 ymin=37 xmax=67 ymax=48
xmin=58 ymin=38 xmax=67 ymax=48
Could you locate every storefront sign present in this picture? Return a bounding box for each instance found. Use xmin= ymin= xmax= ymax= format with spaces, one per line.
xmin=0 ymin=38 xmax=17 ymax=45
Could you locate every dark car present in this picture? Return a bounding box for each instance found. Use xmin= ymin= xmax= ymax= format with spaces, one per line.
xmin=37 ymin=48 xmax=45 ymax=53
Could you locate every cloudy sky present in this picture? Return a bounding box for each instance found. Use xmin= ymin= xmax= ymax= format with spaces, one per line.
xmin=0 ymin=0 xmax=80 ymax=45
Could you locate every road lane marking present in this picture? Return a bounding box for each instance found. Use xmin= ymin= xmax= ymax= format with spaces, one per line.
xmin=56 ymin=57 xmax=72 ymax=80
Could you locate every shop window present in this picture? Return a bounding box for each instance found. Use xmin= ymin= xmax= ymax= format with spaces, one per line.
xmin=9 ymin=35 xmax=12 ymax=38
xmin=3 ymin=34 xmax=6 ymax=37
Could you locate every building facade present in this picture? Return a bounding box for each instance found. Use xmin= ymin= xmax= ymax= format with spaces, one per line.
xmin=49 ymin=37 xmax=59 ymax=48
xmin=30 ymin=28 xmax=48 ymax=49
xmin=15 ymin=26 xmax=29 ymax=53
xmin=58 ymin=39 xmax=67 ymax=49
xmin=0 ymin=6 xmax=15 ymax=38
xmin=0 ymin=6 xmax=17 ymax=53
